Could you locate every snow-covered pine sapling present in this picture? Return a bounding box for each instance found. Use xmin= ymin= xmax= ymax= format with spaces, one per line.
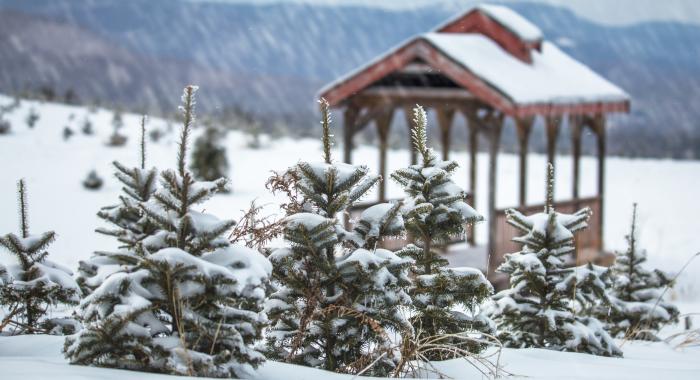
xmin=489 ymin=163 xmax=621 ymax=356
xmin=0 ymin=179 xmax=80 ymax=334
xmin=265 ymin=99 xmax=412 ymax=376
xmin=75 ymin=116 xmax=158 ymax=294
xmin=26 ymin=107 xmax=39 ymax=128
xmin=82 ymin=170 xmax=104 ymax=190
xmin=391 ymin=105 xmax=492 ymax=359
xmin=107 ymin=110 xmax=127 ymax=146
xmin=190 ymin=126 xmax=230 ymax=189
xmin=599 ymin=203 xmax=679 ymax=340
xmin=65 ymin=86 xmax=271 ymax=378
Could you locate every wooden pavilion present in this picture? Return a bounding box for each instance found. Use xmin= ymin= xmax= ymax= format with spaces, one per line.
xmin=318 ymin=5 xmax=630 ymax=283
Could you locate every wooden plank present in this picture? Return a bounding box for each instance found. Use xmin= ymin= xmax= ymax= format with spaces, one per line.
xmin=375 ymin=108 xmax=394 ymax=201
xmin=516 ymin=116 xmax=534 ymax=207
xmin=593 ymin=113 xmax=606 ymax=252
xmin=570 ymin=115 xmax=583 ymax=199
xmin=436 ymin=107 xmax=456 ymax=161
xmin=486 ymin=113 xmax=504 ymax=279
xmin=343 ymin=105 xmax=360 ymax=164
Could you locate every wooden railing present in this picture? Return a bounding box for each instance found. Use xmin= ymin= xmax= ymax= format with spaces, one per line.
xmin=491 ymin=196 xmax=603 ymax=277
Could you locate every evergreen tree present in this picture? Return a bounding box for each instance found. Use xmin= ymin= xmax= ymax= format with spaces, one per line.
xmin=108 ymin=110 xmax=127 ymax=146
xmin=0 ymin=111 xmax=11 ymax=135
xmin=599 ymin=204 xmax=679 ymax=340
xmin=190 ymin=126 xmax=229 ymax=186
xmin=0 ymin=179 xmax=80 ymax=334
xmin=489 ymin=164 xmax=621 ymax=356
xmin=65 ymin=86 xmax=271 ymax=378
xmin=26 ymin=107 xmax=39 ymax=128
xmin=82 ymin=170 xmax=104 ymax=190
xmin=265 ymin=99 xmax=412 ymax=375
xmin=75 ymin=116 xmax=158 ymax=294
xmin=390 ymin=105 xmax=492 ymax=359
xmin=81 ymin=117 xmax=94 ymax=135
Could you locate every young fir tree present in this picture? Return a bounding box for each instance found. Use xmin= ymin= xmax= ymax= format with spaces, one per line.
xmin=489 ymin=164 xmax=621 ymax=356
xmin=26 ymin=107 xmax=39 ymax=128
xmin=75 ymin=116 xmax=158 ymax=295
xmin=65 ymin=86 xmax=272 ymax=378
xmin=599 ymin=204 xmax=679 ymax=340
xmin=190 ymin=126 xmax=229 ymax=186
xmin=390 ymin=105 xmax=492 ymax=359
xmin=265 ymin=99 xmax=412 ymax=375
xmin=108 ymin=110 xmax=127 ymax=146
xmin=0 ymin=179 xmax=80 ymax=334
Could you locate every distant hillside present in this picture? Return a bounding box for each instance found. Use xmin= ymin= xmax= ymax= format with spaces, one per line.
xmin=0 ymin=0 xmax=698 ymax=158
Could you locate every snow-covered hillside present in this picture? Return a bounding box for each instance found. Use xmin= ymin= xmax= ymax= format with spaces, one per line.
xmin=1 ymin=95 xmax=698 ymax=298
xmin=0 ymin=96 xmax=699 ymax=378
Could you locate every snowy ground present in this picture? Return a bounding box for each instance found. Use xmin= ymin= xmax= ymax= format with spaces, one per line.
xmin=0 ymin=96 xmax=699 ymax=378
xmin=0 ymin=333 xmax=698 ymax=380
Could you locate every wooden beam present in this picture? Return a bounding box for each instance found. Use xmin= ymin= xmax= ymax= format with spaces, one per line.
xmin=436 ymin=107 xmax=456 ymax=161
xmin=404 ymin=106 xmax=418 ymax=165
xmin=516 ymin=116 xmax=534 ymax=207
xmin=375 ymin=109 xmax=394 ymax=201
xmin=592 ymin=113 xmax=606 ymax=252
xmin=486 ymin=113 xmax=505 ymax=279
xmin=343 ymin=105 xmax=360 ymax=164
xmin=463 ymin=107 xmax=480 ymax=245
xmin=570 ymin=115 xmax=583 ymax=200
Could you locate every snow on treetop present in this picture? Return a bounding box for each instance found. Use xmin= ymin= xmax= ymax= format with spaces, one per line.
xmin=337 ymin=248 xmax=409 ymax=270
xmin=358 ymin=202 xmax=404 ymax=237
xmin=285 ymin=213 xmax=332 ymax=230
xmin=302 ymin=161 xmax=366 ymax=186
xmin=188 ymin=211 xmax=231 ymax=235
xmin=423 ymin=33 xmax=629 ymax=105
xmin=475 ymin=4 xmax=543 ymax=42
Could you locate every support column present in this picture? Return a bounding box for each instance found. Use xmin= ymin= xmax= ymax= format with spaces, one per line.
xmin=464 ymin=108 xmax=480 ymax=245
xmin=343 ymin=105 xmax=360 ymax=164
xmin=404 ymin=106 xmax=417 ymax=165
xmin=375 ymin=109 xmax=394 ymax=201
xmin=516 ymin=116 xmax=534 ymax=207
xmin=486 ymin=114 xmax=504 ymax=278
xmin=436 ymin=108 xmax=455 ymax=161
xmin=570 ymin=115 xmax=583 ymax=200
xmin=594 ymin=114 xmax=606 ymax=252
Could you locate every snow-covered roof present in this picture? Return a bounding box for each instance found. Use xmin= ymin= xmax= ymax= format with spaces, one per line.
xmin=422 ymin=32 xmax=628 ymax=105
xmin=319 ymin=4 xmax=630 ymax=115
xmin=437 ymin=4 xmax=543 ymax=43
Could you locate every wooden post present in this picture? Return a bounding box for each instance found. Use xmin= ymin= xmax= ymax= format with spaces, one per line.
xmin=404 ymin=106 xmax=418 ymax=165
xmin=516 ymin=116 xmax=534 ymax=207
xmin=593 ymin=114 xmax=606 ymax=252
xmin=464 ymin=108 xmax=480 ymax=245
xmin=436 ymin=108 xmax=455 ymax=161
xmin=375 ymin=108 xmax=394 ymax=201
xmin=570 ymin=115 xmax=583 ymax=200
xmin=343 ymin=105 xmax=360 ymax=164
xmin=486 ymin=113 xmax=504 ymax=279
